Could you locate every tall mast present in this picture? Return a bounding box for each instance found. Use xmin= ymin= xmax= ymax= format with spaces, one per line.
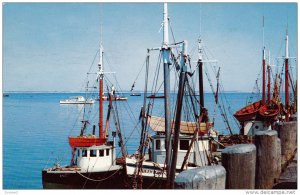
xmin=162 ymin=3 xmax=172 ymax=185
xmin=198 ymin=38 xmax=204 ymax=108
xmin=267 ymin=50 xmax=271 ymax=102
xmin=262 ymin=16 xmax=266 ymax=102
xmin=285 ymin=28 xmax=289 ymax=121
xmin=168 ymin=40 xmax=188 ymax=189
xmin=98 ymin=25 xmax=104 ymax=139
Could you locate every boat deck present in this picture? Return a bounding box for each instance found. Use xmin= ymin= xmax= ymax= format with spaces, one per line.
xmin=45 ymin=166 xmax=81 ymax=173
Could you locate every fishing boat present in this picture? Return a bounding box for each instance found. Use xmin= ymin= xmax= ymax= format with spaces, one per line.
xmin=42 ymin=31 xmax=126 ymax=189
xmin=102 ymin=95 xmax=128 ymax=101
xmin=147 ymin=94 xmax=165 ymax=99
xmin=233 ymin=100 xmax=265 ymax=123
xmin=59 ymin=96 xmax=95 ymax=104
xmin=130 ymin=92 xmax=141 ymax=96
xmin=258 ymin=99 xmax=280 ymax=122
xmin=124 ymin=4 xmax=219 ymax=189
xmin=233 ymin=20 xmax=295 ymax=136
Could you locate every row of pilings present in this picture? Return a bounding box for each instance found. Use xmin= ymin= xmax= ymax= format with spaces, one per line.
xmin=175 ymin=117 xmax=297 ymax=189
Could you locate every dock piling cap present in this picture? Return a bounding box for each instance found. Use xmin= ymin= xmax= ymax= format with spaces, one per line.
xmin=176 ymin=165 xmax=226 ymax=183
xmin=255 ymin=130 xmax=277 ymax=136
xmin=222 ymin=144 xmax=256 ymax=154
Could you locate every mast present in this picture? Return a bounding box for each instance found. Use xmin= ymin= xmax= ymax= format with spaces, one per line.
xmin=285 ymin=28 xmax=289 ymax=121
xmin=98 ymin=31 xmax=104 ymax=139
xmin=198 ymin=38 xmax=204 ymax=108
xmin=262 ymin=47 xmax=266 ymax=102
xmin=168 ymin=40 xmax=188 ymax=189
xmin=267 ymin=51 xmax=271 ymax=102
xmin=262 ymin=16 xmax=266 ymax=103
xmin=162 ymin=3 xmax=172 ymax=183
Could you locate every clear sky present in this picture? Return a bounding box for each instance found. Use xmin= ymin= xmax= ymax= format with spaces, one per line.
xmin=3 ymin=2 xmax=297 ymax=92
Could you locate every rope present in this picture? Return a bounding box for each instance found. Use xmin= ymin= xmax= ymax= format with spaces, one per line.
xmin=131 ymin=57 xmax=147 ymax=91
xmin=76 ymin=167 xmax=121 ymax=182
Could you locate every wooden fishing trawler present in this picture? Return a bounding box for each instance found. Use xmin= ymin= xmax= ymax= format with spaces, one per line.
xmin=42 ymin=35 xmax=126 ymax=189
xmin=233 ymin=100 xmax=265 ymax=123
xmin=258 ymin=99 xmax=280 ymax=122
xmin=124 ymin=4 xmax=219 ymax=189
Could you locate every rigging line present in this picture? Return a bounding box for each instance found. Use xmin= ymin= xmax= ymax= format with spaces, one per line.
xmin=152 ymin=51 xmax=179 ymax=95
xmin=151 ymin=51 xmax=162 ymax=94
xmin=278 ymin=61 xmax=285 ymax=95
xmin=168 ymin=19 xmax=179 ymax=55
xmin=102 ymin=55 xmax=139 ymax=125
xmin=132 ymin=57 xmax=147 ymax=88
xmin=79 ymin=50 xmax=100 ymax=92
xmin=204 ymin=64 xmax=233 ymax=134
xmin=188 ymin=43 xmax=197 ymax=60
xmin=208 ymin=61 xmax=239 ymax=130
xmin=203 ymin=45 xmax=216 ymax=61
xmin=100 ymin=86 xmax=141 ymax=150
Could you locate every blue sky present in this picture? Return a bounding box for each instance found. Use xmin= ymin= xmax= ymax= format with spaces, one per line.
xmin=3 ymin=3 xmax=297 ymax=92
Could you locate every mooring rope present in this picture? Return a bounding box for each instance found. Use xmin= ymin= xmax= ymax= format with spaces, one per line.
xmin=76 ymin=167 xmax=121 ymax=182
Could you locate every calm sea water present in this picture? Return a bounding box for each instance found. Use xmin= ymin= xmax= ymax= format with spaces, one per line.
xmin=3 ymin=92 xmax=254 ymax=189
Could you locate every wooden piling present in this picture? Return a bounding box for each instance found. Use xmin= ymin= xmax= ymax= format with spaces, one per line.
xmin=175 ymin=165 xmax=226 ymax=189
xmin=290 ymin=114 xmax=297 ymax=121
xmin=255 ymin=130 xmax=278 ymax=189
xmin=221 ymin=144 xmax=256 ymax=189
xmin=274 ymin=121 xmax=297 ymax=167
xmin=274 ymin=138 xmax=282 ymax=180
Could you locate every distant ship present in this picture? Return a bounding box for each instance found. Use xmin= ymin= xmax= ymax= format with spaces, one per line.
xmin=130 ymin=92 xmax=141 ymax=96
xmin=59 ymin=96 xmax=95 ymax=104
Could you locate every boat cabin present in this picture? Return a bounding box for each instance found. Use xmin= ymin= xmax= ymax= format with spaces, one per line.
xmin=150 ymin=133 xmax=212 ymax=168
xmin=243 ymin=120 xmax=272 ymax=135
xmin=73 ymin=145 xmax=116 ymax=172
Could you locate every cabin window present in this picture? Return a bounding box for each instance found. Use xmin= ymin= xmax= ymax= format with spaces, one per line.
xmin=155 ymin=140 xmax=161 ymax=150
xmin=90 ymin=150 xmax=97 ymax=157
xmin=99 ymin=150 xmax=104 ymax=157
xmin=179 ymin=140 xmax=189 ymax=150
xmin=77 ymin=149 xmax=80 ymax=157
xmin=106 ymin=149 xmax=110 ymax=156
xmin=82 ymin=150 xmax=87 ymax=157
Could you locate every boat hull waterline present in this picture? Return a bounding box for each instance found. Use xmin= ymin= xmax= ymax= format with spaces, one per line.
xmin=42 ymin=168 xmax=125 ymax=189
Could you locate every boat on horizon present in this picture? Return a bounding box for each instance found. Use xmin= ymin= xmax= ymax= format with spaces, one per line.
xmin=130 ymin=92 xmax=141 ymax=96
xmin=59 ymin=96 xmax=95 ymax=104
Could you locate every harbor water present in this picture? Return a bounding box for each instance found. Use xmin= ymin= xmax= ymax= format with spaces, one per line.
xmin=3 ymin=92 xmax=253 ymax=189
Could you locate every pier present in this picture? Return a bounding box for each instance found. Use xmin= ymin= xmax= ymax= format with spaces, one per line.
xmin=175 ymin=117 xmax=297 ymax=190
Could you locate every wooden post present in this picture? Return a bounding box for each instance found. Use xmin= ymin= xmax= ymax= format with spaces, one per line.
xmin=175 ymin=165 xmax=226 ymax=189
xmin=255 ymin=130 xmax=278 ymax=189
xmin=274 ymin=138 xmax=282 ymax=180
xmin=222 ymin=144 xmax=256 ymax=189
xmin=274 ymin=121 xmax=297 ymax=167
xmin=290 ymin=114 xmax=297 ymax=121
